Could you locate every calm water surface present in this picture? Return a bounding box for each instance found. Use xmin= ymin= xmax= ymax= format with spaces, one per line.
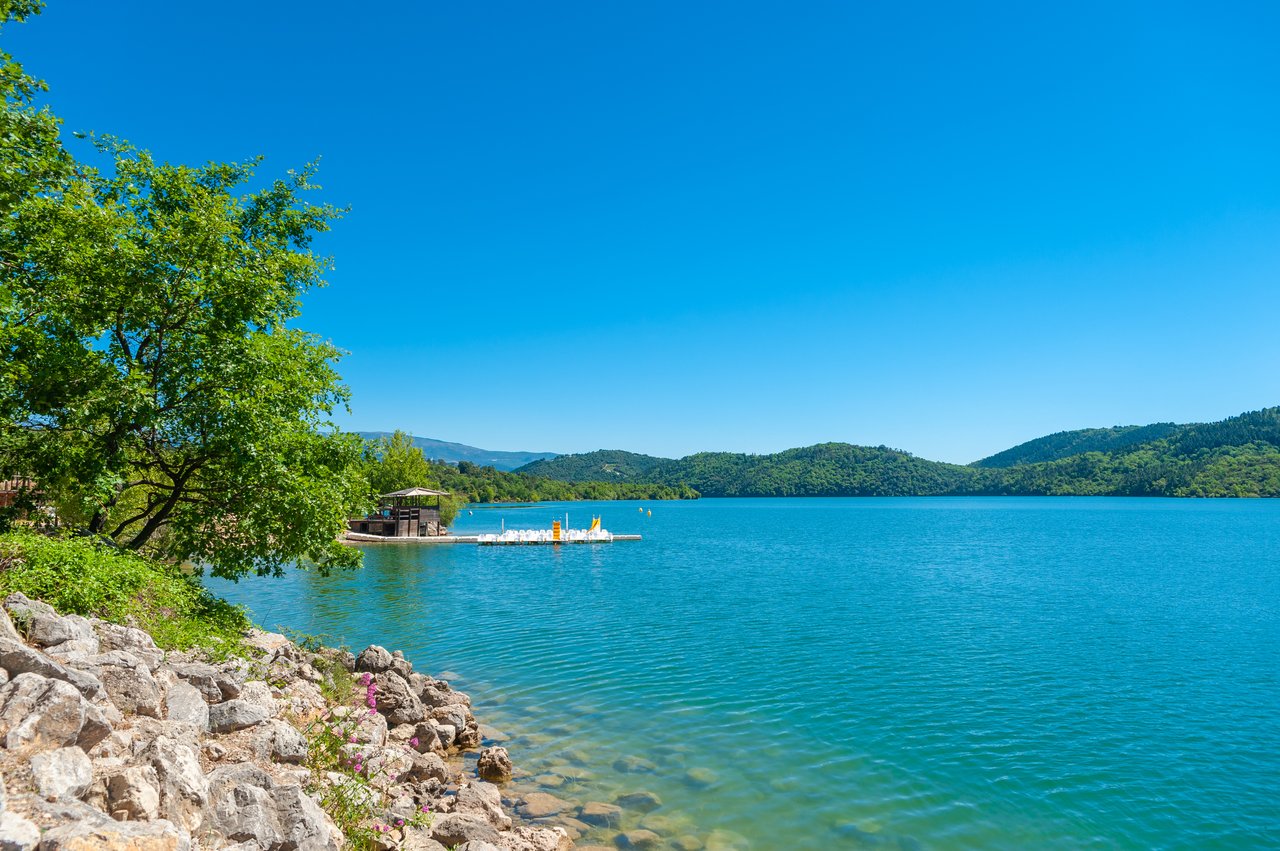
xmin=208 ymin=498 xmax=1280 ymax=850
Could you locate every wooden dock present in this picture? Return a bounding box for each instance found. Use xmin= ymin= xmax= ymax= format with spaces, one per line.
xmin=343 ymin=532 xmax=641 ymax=545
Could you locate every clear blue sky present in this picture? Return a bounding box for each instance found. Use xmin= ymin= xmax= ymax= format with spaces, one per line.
xmin=9 ymin=1 xmax=1280 ymax=463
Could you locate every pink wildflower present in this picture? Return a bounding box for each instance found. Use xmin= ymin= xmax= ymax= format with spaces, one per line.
xmin=410 ymin=737 xmax=419 ymax=747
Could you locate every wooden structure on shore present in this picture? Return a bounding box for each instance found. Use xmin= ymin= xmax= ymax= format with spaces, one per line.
xmin=348 ymin=487 xmax=449 ymax=538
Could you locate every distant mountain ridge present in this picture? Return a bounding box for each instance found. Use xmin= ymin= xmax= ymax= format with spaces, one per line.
xmin=356 ymin=432 xmax=556 ymax=472
xmin=512 ymin=407 xmax=1280 ymax=497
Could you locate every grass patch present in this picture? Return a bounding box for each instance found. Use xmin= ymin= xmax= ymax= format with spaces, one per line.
xmin=0 ymin=530 xmax=250 ymax=656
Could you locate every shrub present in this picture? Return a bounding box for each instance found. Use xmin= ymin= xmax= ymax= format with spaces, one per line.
xmin=0 ymin=530 xmax=250 ymax=655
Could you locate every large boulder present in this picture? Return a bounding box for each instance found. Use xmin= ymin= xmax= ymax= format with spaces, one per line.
xmin=208 ymin=699 xmax=271 ymax=733
xmin=476 ymin=746 xmax=514 ymax=782
xmin=105 ymin=765 xmax=162 ymax=821
xmin=29 ymin=746 xmax=93 ymax=801
xmin=430 ymin=813 xmax=503 ymax=847
xmin=578 ymin=802 xmax=623 ymax=829
xmin=373 ymin=671 xmax=425 ymax=726
xmin=0 ymin=673 xmax=94 ymax=754
xmin=253 ymin=719 xmax=309 ymax=765
xmin=94 ymin=621 xmax=164 ymax=670
xmin=355 ymin=645 xmax=394 ymax=673
xmin=164 ymin=661 xmax=223 ymax=703
xmin=503 ymin=825 xmax=573 ymax=851
xmin=141 ymin=735 xmax=208 ymax=832
xmin=0 ymin=636 xmax=106 ymax=701
xmin=452 ymin=782 xmax=511 ymax=830
xmin=82 ymin=650 xmax=163 ymax=717
xmin=516 ymin=792 xmax=569 ymax=819
xmin=164 ymin=680 xmax=210 ymax=730
xmin=431 ymin=703 xmax=470 ymax=733
xmin=34 ymin=800 xmax=190 ymax=851
xmin=206 ymin=764 xmax=340 ymax=851
xmin=0 ymin=811 xmax=39 ymax=850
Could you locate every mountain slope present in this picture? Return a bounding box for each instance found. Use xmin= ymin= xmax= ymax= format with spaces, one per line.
xmin=973 ymin=423 xmax=1180 ymax=467
xmin=515 ymin=450 xmax=671 ymax=482
xmin=515 ymin=407 xmax=1280 ymax=498
xmin=357 ymin=432 xmax=556 ymax=472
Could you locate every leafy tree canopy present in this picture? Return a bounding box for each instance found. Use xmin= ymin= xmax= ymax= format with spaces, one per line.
xmin=0 ymin=60 xmax=365 ymax=577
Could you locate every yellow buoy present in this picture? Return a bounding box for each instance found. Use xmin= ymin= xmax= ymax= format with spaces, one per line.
xmin=638 ymin=506 xmax=643 ymax=512
xmin=647 ymin=509 xmax=652 ymax=517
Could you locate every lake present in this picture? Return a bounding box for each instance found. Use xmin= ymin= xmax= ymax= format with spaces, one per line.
xmin=207 ymin=498 xmax=1280 ymax=850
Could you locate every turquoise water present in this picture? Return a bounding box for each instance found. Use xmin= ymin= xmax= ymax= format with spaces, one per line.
xmin=208 ymin=498 xmax=1280 ymax=849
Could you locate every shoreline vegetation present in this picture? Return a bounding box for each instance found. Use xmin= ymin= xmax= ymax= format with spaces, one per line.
xmin=511 ymin=407 xmax=1280 ymax=499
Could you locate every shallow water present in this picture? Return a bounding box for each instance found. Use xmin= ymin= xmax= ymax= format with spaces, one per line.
xmin=208 ymin=498 xmax=1280 ymax=850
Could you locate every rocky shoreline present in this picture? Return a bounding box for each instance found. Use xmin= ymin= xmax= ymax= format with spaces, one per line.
xmin=0 ymin=592 xmax=637 ymax=851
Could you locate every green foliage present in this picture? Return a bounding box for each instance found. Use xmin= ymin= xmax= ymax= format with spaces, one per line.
xmin=523 ymin=408 xmax=1280 ymax=498
xmin=0 ymin=130 xmax=366 ymax=578
xmin=303 ymin=674 xmax=433 ymax=848
xmin=973 ymin=423 xmax=1181 ymax=468
xmin=362 ymin=431 xmax=460 ymax=524
xmin=515 ymin=449 xmax=671 ymax=482
xmin=362 ymin=434 xmax=696 ymax=518
xmin=0 ymin=530 xmax=250 ymax=654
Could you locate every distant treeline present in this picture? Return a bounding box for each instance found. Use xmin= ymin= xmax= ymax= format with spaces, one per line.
xmin=514 ymin=407 xmax=1280 ymax=498
xmin=425 ymin=459 xmax=699 ymax=503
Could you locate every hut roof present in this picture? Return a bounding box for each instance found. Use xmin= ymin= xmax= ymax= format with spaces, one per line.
xmin=379 ymin=487 xmax=450 ymax=498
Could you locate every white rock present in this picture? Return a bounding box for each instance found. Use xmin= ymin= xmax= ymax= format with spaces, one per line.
xmin=29 ymin=746 xmax=93 ymax=801
xmin=0 ymin=811 xmax=39 ymax=850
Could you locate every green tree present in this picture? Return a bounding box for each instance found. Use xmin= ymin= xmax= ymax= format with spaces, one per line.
xmin=0 ymin=132 xmax=365 ymax=578
xmin=363 ymin=431 xmax=460 ymax=524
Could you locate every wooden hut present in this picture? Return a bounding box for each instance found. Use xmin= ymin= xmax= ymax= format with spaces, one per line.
xmin=348 ymin=487 xmax=450 ymax=537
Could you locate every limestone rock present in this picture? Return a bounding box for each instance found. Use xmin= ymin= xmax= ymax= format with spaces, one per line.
xmin=0 ymin=673 xmax=89 ymax=754
xmin=355 ymin=645 xmax=394 ymax=673
xmin=164 ymin=661 xmax=223 ymax=703
xmin=84 ymin=650 xmax=163 ymax=717
xmin=28 ymin=612 xmax=98 ymax=653
xmin=208 ymin=699 xmax=271 ymax=733
xmin=0 ymin=811 xmax=40 ymax=850
xmin=615 ymin=830 xmax=663 ymax=850
xmin=516 ymin=792 xmax=569 ymax=819
xmin=431 ymin=703 xmax=469 ymax=732
xmin=270 ymin=783 xmax=342 ymax=851
xmin=433 ymin=722 xmax=457 ymax=750
xmin=503 ymin=825 xmax=573 ymax=851
xmin=29 ymin=746 xmax=93 ymax=801
xmin=455 ymin=842 xmax=503 ymax=851
xmin=253 ymin=719 xmax=309 ymax=765
xmin=2 ymin=592 xmax=55 ymax=624
xmin=403 ymin=750 xmax=449 ymax=783
xmin=453 ymin=782 xmax=511 ymax=830
xmin=612 ymin=756 xmax=658 ymax=774
xmin=430 ymin=813 xmax=503 ymax=847
xmin=95 ymin=621 xmax=163 ymax=670
xmin=105 ymin=765 xmax=162 ymax=821
xmin=35 ymin=800 xmax=190 ymax=850
xmin=206 ymin=764 xmax=280 ymax=845
xmin=578 ymin=801 xmax=623 ymax=828
xmin=615 ymin=790 xmax=662 ymax=813
xmin=164 ymin=680 xmax=210 ymax=730
xmin=373 ymin=671 xmax=425 ymax=726
xmin=0 ymin=636 xmax=106 ymax=701
xmin=477 ymin=746 xmax=514 ymax=782
xmin=142 ymin=735 xmax=208 ymax=831
xmin=238 ymin=680 xmax=276 ymax=714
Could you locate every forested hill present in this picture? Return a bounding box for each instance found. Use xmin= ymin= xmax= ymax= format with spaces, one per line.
xmin=514 ymin=450 xmax=671 ymax=482
xmin=973 ymin=423 xmax=1180 ymax=467
xmin=515 ymin=407 xmax=1280 ymax=497
xmin=357 ymin=432 xmax=556 ymax=471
